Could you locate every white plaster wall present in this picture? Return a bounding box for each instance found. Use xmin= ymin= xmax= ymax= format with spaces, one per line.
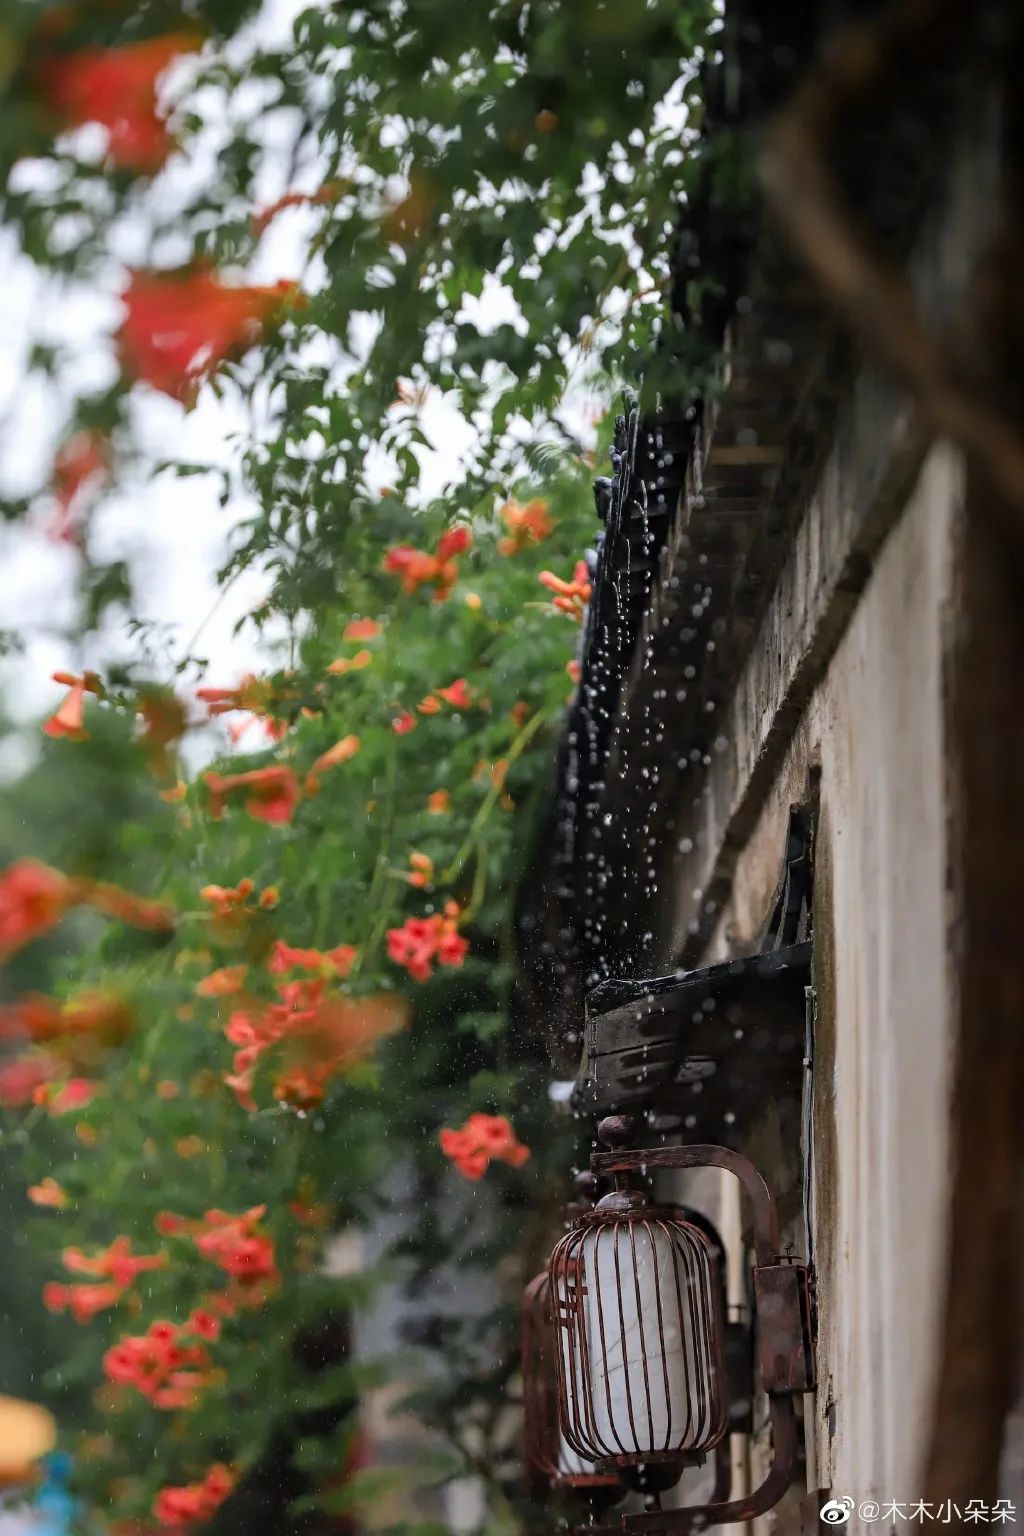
xmin=703 ymin=446 xmax=961 ymax=1527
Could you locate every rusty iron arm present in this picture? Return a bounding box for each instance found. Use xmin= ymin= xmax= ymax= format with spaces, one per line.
xmin=591 ymin=1143 xmax=781 ymax=1266
xmin=620 ymin=1396 xmax=798 ymax=1535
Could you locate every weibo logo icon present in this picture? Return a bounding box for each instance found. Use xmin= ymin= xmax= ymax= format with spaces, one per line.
xmin=820 ymin=1497 xmax=855 ymax=1525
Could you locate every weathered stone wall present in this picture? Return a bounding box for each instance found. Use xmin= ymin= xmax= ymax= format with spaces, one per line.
xmin=696 ymin=447 xmax=960 ymax=1528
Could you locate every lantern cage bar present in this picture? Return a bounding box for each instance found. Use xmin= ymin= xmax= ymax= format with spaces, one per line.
xmin=523 ymin=1272 xmax=627 ymax=1496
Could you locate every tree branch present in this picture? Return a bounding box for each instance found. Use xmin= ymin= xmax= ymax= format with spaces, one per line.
xmin=758 ymin=0 xmax=1024 ymax=539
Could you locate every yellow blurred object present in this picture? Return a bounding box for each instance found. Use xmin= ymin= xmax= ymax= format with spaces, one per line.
xmin=0 ymin=1395 xmax=57 ymax=1485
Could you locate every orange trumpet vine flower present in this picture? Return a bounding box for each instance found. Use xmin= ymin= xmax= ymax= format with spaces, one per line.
xmin=305 ymin=734 xmax=360 ymax=793
xmin=0 ymin=859 xmax=172 ymax=962
xmin=62 ymin=1235 xmax=167 ymax=1287
xmin=383 ymin=525 xmax=472 ymax=601
xmin=44 ymin=1279 xmax=123 ymax=1325
xmin=43 ymin=671 xmax=103 ymax=740
xmin=386 ymin=901 xmax=468 ymax=983
xmin=326 ymin=649 xmax=373 ymax=676
xmin=154 ymin=1464 xmax=235 ymax=1526
xmin=196 ymin=966 xmax=249 ymax=998
xmin=341 ymin=617 xmax=381 ymax=641
xmin=35 ymin=1076 xmax=97 ymax=1115
xmin=538 ymin=560 xmax=592 ymax=621
xmin=204 ymin=766 xmax=301 ymax=826
xmin=439 ymin=1113 xmax=530 ymax=1180
xmin=268 ymin=941 xmax=357 ymax=979
xmin=436 ymin=677 xmax=473 ymax=709
xmin=28 ymin=1178 xmax=68 ymax=1209
xmin=498 ymin=498 xmax=553 ymax=555
xmin=0 ymin=861 xmax=75 ymax=959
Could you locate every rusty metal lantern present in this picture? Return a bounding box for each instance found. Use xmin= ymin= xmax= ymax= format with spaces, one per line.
xmin=523 ymin=1271 xmax=625 ymax=1494
xmin=523 ymin=1175 xmax=625 ymax=1501
xmin=548 ymin=1116 xmax=816 ymax=1533
xmin=549 ymin=1124 xmax=727 ymax=1483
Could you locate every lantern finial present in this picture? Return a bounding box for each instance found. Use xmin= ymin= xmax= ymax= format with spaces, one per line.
xmin=596 ymin=1113 xmax=635 ymax=1149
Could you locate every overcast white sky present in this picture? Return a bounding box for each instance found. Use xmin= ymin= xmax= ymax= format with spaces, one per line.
xmin=0 ymin=0 xmax=478 ymax=775
xmin=0 ymin=0 xmax=304 ymax=768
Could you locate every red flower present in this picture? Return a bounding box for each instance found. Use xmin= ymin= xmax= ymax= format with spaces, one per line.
xmin=268 ymin=941 xmax=357 ymax=979
xmin=0 ymin=990 xmax=132 ymax=1055
xmin=386 ymin=901 xmax=468 ymax=983
xmin=439 ymin=1113 xmax=530 ymax=1180
xmin=405 ymin=852 xmax=433 ymax=889
xmin=0 ymin=1056 xmax=54 ymax=1106
xmin=186 ymin=1308 xmax=221 ymax=1341
xmin=44 ymin=1279 xmax=123 ymax=1324
xmin=62 ymin=1235 xmax=167 ymax=1287
xmin=119 ymin=271 xmax=302 ymax=402
xmin=228 ymin=714 xmax=288 ymax=747
xmin=197 ymin=675 xmax=287 ymax=744
xmin=342 ymin=617 xmax=381 ymax=642
xmin=155 ymin=1212 xmax=189 ymax=1237
xmin=154 ymin=1463 xmax=235 ymax=1527
xmin=326 ymin=648 xmax=372 ymax=676
xmin=539 ymin=560 xmax=592 ymax=621
xmin=383 ymin=526 xmax=472 ymax=601
xmin=0 ymin=860 xmax=74 ymax=961
xmin=0 ymin=863 xmax=173 ymax=948
xmin=437 ymin=526 xmax=471 ymax=559
xmin=305 ymin=734 xmax=360 ymax=791
xmin=498 ymin=498 xmax=553 ymax=556
xmin=40 ymin=34 xmax=200 ymax=172
xmin=437 ymin=1135 xmax=489 ymax=1179
xmin=392 ymin=712 xmax=416 ymax=735
xmin=82 ymin=879 xmax=175 ymax=934
xmin=221 ymin=983 xmax=404 ymax=1110
xmin=436 ymin=677 xmax=472 ymax=709
xmin=154 ymin=1485 xmax=206 ymax=1527
xmin=196 ymin=965 xmax=248 ymax=998
xmin=46 ymin=432 xmax=108 ymax=543
xmin=383 ymin=546 xmax=441 ymax=592
xmin=36 ymin=1076 xmax=97 ymax=1115
xmin=0 ymin=995 xmax=59 ymax=1042
xmin=204 ymin=766 xmax=301 ymax=825
xmin=196 ymin=674 xmax=275 ymax=717
xmin=198 ymin=879 xmax=254 ymax=917
xmin=28 ymin=1177 xmax=67 ymax=1209
xmin=193 ymin=1208 xmax=278 ymax=1288
xmin=103 ymin=1320 xmax=213 ymax=1409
